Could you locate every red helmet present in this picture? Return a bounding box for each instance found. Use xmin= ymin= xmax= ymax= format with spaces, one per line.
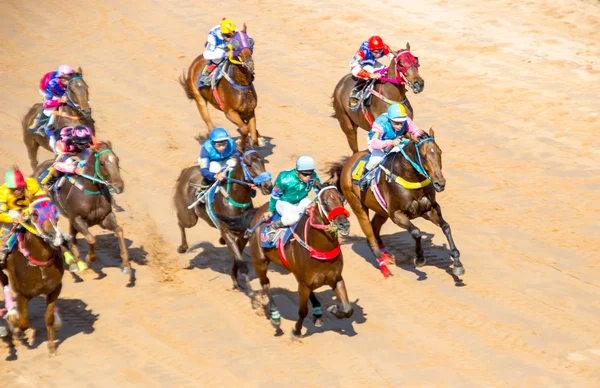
xmin=368 ymin=36 xmax=385 ymax=51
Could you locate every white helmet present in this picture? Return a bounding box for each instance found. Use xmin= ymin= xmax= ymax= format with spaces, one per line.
xmin=295 ymin=156 xmax=316 ymax=172
xmin=57 ymin=64 xmax=74 ymax=76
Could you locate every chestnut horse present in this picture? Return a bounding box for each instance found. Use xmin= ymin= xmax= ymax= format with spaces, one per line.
xmin=22 ymin=69 xmax=94 ymax=171
xmin=178 ymin=25 xmax=264 ymax=147
xmin=332 ymin=43 xmax=424 ymax=153
xmin=218 ymin=185 xmax=353 ymax=339
xmin=1 ymin=197 xmax=68 ymax=356
xmin=173 ymin=143 xmax=273 ymax=290
xmin=327 ymin=129 xmax=464 ymax=278
xmin=32 ymin=141 xmax=132 ymax=281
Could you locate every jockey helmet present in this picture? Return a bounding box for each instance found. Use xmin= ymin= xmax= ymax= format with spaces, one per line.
xmin=71 ymin=125 xmax=93 ymax=145
xmin=57 ymin=64 xmax=74 ymax=76
xmin=220 ymin=18 xmax=236 ymax=35
xmin=295 ymin=156 xmax=316 ymax=173
xmin=4 ymin=169 xmax=26 ymax=189
xmin=388 ymin=103 xmax=408 ymax=123
xmin=209 ymin=127 xmax=230 ymax=143
xmin=368 ymin=36 xmax=385 ymax=51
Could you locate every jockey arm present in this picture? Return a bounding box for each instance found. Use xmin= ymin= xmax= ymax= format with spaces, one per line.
xmin=198 ymin=147 xmax=217 ymax=180
xmin=268 ymin=173 xmax=286 ymax=213
xmin=25 ymin=177 xmax=45 ymax=198
xmin=405 ymin=117 xmax=424 ymax=137
xmin=0 ymin=188 xmax=13 ymax=224
xmin=203 ymin=31 xmax=227 ymax=61
xmin=43 ymin=78 xmax=66 ymax=109
xmin=368 ymin=117 xmax=424 ymax=150
xmin=350 ymin=51 xmax=372 ymax=79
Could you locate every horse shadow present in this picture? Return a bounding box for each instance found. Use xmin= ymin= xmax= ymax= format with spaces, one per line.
xmin=2 ymin=297 xmax=98 ymax=361
xmin=185 ymin=240 xmax=289 ymax=279
xmin=266 ymin=287 xmax=366 ymax=338
xmin=345 ymin=230 xmax=465 ymax=285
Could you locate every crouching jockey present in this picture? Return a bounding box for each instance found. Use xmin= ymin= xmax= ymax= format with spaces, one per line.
xmin=348 ymin=36 xmax=395 ymax=106
xmin=39 ymin=125 xmax=94 ymax=192
xmin=358 ymin=103 xmax=424 ymax=190
xmin=0 ymin=169 xmax=46 ymax=265
xmin=197 ymin=127 xmax=239 ymax=200
xmin=263 ymin=156 xmax=322 ymax=242
xmin=28 ymin=65 xmax=75 ymax=146
xmin=198 ymin=18 xmax=237 ymax=87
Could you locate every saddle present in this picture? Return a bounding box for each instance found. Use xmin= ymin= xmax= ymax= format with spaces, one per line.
xmin=197 ymin=61 xmax=227 ymax=88
xmin=259 ymin=213 xmax=299 ymax=249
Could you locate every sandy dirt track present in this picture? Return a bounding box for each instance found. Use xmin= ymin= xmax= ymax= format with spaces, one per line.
xmin=1 ymin=0 xmax=599 ymax=386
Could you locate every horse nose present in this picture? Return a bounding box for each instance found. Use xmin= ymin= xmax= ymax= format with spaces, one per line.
xmin=433 ymin=180 xmax=445 ymax=192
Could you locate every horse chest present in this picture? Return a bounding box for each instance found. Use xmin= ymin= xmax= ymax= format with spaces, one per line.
xmin=405 ymin=196 xmax=433 ymax=218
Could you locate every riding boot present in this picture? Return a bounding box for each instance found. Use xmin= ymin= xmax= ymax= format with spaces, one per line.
xmin=358 ymin=168 xmax=374 ymax=191
xmin=198 ymin=64 xmax=216 ymax=87
xmin=28 ymin=111 xmax=48 ymax=134
xmin=197 ymin=178 xmax=213 ymax=203
xmin=265 ymin=219 xmax=285 ymax=243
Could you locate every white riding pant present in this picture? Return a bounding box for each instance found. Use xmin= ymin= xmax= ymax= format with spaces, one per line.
xmin=350 ymin=62 xmax=386 ymax=78
xmin=365 ymin=149 xmax=386 ymax=171
xmin=275 ymin=197 xmax=312 ymax=226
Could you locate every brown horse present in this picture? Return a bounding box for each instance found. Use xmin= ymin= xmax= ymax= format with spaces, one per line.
xmin=327 ymin=129 xmax=464 ymax=278
xmin=1 ymin=197 xmax=67 ymax=356
xmin=218 ymin=185 xmax=353 ymax=339
xmin=178 ymin=25 xmax=264 ymax=147
xmin=173 ymin=144 xmax=273 ymax=289
xmin=332 ymin=43 xmax=424 ymax=153
xmin=32 ymin=141 xmax=131 ymax=280
xmin=22 ymin=69 xmax=94 ymax=171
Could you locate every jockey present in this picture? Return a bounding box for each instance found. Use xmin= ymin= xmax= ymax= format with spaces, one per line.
xmin=358 ymin=103 xmax=424 ymax=190
xmin=263 ymin=156 xmax=322 ymax=241
xmin=28 ymin=64 xmax=75 ymax=141
xmin=349 ymin=36 xmax=395 ymax=103
xmin=197 ymin=127 xmax=238 ymax=196
xmin=39 ymin=125 xmax=94 ymax=192
xmin=0 ymin=169 xmax=46 ymax=264
xmin=198 ymin=18 xmax=237 ymax=86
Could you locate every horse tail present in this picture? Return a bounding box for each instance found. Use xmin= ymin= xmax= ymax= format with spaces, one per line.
xmin=216 ymin=208 xmax=259 ymax=232
xmin=330 ymin=93 xmax=339 ymax=119
xmin=178 ymin=70 xmax=194 ymax=100
xmin=326 ymin=157 xmax=349 ymax=192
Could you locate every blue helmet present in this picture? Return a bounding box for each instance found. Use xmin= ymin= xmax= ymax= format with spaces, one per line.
xmin=209 ymin=127 xmax=230 ymax=142
xmin=387 ymin=103 xmax=408 ymax=122
xmin=295 ymin=156 xmax=316 ymax=172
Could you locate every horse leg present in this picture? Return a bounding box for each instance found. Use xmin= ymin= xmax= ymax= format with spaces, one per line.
xmin=224 ymin=109 xmax=250 ymax=147
xmin=71 ymin=217 xmax=97 ymax=263
xmin=221 ymin=231 xmax=248 ymax=291
xmin=194 ymin=95 xmax=216 ymax=134
xmin=372 ymin=213 xmax=394 ymax=264
xmin=309 ymin=291 xmax=323 ymax=327
xmin=291 ymin=283 xmax=311 ymax=340
xmin=351 ymin=202 xmax=391 ymax=277
xmin=327 ymin=278 xmax=354 ymax=319
xmin=26 ymin=138 xmax=40 ymax=171
xmin=391 ymin=210 xmax=425 ymax=267
xmin=68 ymin=222 xmax=84 ymax=264
xmin=15 ymin=294 xmax=30 ymax=339
xmin=44 ymin=283 xmax=61 ymax=356
xmin=100 ymin=212 xmax=131 ymax=274
xmin=178 ymin=222 xmax=190 ymax=254
xmin=422 ymin=203 xmax=464 ymax=276
xmin=335 ymin=109 xmax=360 ymax=153
xmin=254 ymin=252 xmax=280 ymax=329
xmin=247 ymin=114 xmax=265 ymax=147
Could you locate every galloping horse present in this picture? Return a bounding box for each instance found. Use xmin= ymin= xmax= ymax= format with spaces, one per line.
xmin=1 ymin=197 xmax=67 ymax=356
xmin=32 ymin=141 xmax=131 ymax=278
xmin=327 ymin=129 xmax=464 ymax=278
xmin=179 ymin=24 xmax=264 ymax=147
xmin=22 ymin=68 xmax=94 ymax=170
xmin=332 ymin=43 xmax=424 ymax=153
xmin=173 ymin=143 xmax=273 ymax=289
xmin=218 ymin=185 xmax=353 ymax=339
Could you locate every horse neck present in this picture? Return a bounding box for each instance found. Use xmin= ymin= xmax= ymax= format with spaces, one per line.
xmin=24 ymin=231 xmax=54 ymax=260
xmin=229 ymin=62 xmax=253 ymax=86
xmin=303 ymin=204 xmax=338 ymax=248
xmin=80 ymin=150 xmax=103 ymax=190
xmin=384 ymin=60 xmax=407 ymax=97
xmin=390 ymin=143 xmax=420 ymax=180
xmin=223 ymin=157 xmax=252 ymax=204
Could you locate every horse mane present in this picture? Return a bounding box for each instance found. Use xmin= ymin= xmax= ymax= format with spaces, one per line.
xmin=326 ymin=157 xmax=350 ymax=192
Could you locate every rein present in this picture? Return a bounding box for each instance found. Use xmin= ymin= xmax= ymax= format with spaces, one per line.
xmin=221 ymin=61 xmax=253 ymax=90
xmin=223 ymin=150 xmax=272 ymax=209
xmin=71 ymin=148 xmax=115 ymax=195
xmin=376 ymin=138 xmax=434 ymax=189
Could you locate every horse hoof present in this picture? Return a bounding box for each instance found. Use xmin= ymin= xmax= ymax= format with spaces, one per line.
xmin=381 ymin=252 xmax=395 ymax=265
xmin=453 ymin=266 xmax=465 ymax=276
xmin=177 ymin=245 xmax=188 ymax=254
xmin=53 ymin=312 xmax=63 ymax=331
xmin=48 ymin=350 xmax=57 ymax=358
xmin=313 ymin=316 xmax=324 ymax=328
xmin=122 ymin=266 xmax=132 ymax=275
xmin=379 ymin=262 xmax=392 ymax=278
xmin=69 ymin=263 xmax=79 ymax=273
xmin=290 ymin=331 xmax=302 ymax=341
xmin=257 ymin=137 xmax=266 ymax=147
xmin=0 ymin=323 xmax=9 ymax=338
xmin=414 ymin=257 xmax=427 ymax=268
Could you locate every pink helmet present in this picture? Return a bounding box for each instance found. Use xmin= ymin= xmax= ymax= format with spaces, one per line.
xmin=57 ymin=64 xmax=74 ymax=76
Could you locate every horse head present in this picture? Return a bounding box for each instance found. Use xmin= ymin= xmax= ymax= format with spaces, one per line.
xmin=237 ymin=143 xmax=273 ymax=195
xmin=409 ymin=128 xmax=445 ymax=192
xmin=229 ymin=26 xmax=255 ymax=74
xmin=61 ymin=67 xmax=92 ymax=120
xmin=316 ymin=185 xmax=351 ymax=236
xmin=89 ymin=141 xmax=125 ymax=194
xmin=394 ymin=42 xmax=424 ymax=94
xmin=28 ymin=197 xmax=63 ymax=248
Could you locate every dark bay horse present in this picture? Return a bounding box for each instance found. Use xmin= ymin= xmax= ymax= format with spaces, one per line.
xmin=22 ymin=68 xmax=95 ymax=171
xmin=332 ymin=43 xmax=424 ymax=153
xmin=218 ymin=185 xmax=353 ymax=339
xmin=1 ymin=197 xmax=67 ymax=356
xmin=32 ymin=141 xmax=132 ymax=280
xmin=173 ymin=144 xmax=273 ymax=289
xmin=327 ymin=129 xmax=464 ymax=278
xmin=179 ymin=25 xmax=264 ymax=147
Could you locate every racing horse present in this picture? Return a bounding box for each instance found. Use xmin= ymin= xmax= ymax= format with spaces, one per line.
xmin=332 ymin=43 xmax=424 ymax=153
xmin=179 ymin=24 xmax=265 ymax=147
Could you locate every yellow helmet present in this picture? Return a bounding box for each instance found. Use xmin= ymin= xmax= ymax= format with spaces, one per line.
xmin=220 ymin=19 xmax=236 ymax=35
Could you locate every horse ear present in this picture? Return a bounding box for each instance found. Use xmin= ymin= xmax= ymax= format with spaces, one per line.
xmin=409 ymin=133 xmax=419 ymax=143
xmin=242 ymin=23 xmax=247 ymax=33
xmin=78 ymin=66 xmax=83 ymax=75
xmin=428 ymin=127 xmax=435 ymax=138
xmin=105 ymin=140 xmax=112 ymax=149
xmin=406 ymin=42 xmax=411 ymax=51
